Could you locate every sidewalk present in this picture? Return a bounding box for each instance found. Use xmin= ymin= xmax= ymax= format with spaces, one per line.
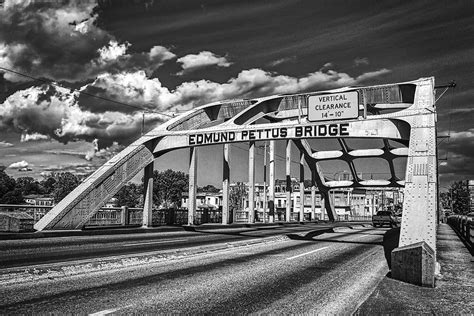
xmin=356 ymin=223 xmax=474 ymax=314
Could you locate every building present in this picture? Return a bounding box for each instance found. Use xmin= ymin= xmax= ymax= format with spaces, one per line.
xmin=181 ymin=182 xmax=403 ymax=222
xmin=181 ymin=191 xmax=223 ymax=211
xmin=24 ymin=195 xmax=55 ymax=222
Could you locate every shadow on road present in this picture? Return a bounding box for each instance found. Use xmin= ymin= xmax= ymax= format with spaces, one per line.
xmin=382 ymin=227 xmax=400 ymax=270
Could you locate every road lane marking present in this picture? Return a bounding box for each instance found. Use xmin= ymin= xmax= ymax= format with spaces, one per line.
xmin=89 ymin=305 xmax=132 ymax=316
xmin=122 ymin=239 xmax=188 ymax=247
xmin=286 ymin=246 xmax=329 ymax=260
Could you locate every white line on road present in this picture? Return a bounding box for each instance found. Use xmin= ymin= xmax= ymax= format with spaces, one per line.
xmin=88 ymin=305 xmax=132 ymax=316
xmin=286 ymin=246 xmax=329 ymax=260
xmin=122 ymin=239 xmax=188 ymax=247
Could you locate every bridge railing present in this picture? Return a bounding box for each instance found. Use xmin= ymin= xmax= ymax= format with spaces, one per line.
xmin=447 ymin=215 xmax=474 ymax=254
xmin=0 ymin=204 xmax=222 ymax=227
xmin=1 ymin=204 xmax=373 ymax=229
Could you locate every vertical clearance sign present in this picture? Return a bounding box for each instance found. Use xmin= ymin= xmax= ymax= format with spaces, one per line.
xmin=308 ymin=91 xmax=359 ymax=122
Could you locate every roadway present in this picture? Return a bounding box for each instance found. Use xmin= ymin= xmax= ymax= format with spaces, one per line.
xmin=0 ymin=224 xmax=390 ymax=314
xmin=0 ymin=223 xmax=364 ymax=269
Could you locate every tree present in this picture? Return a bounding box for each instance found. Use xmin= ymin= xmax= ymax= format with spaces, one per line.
xmin=116 ymin=183 xmax=142 ymax=207
xmin=152 ymin=169 xmax=188 ymax=208
xmin=450 ymin=180 xmax=470 ymax=215
xmin=40 ymin=176 xmax=57 ymax=195
xmin=52 ymin=172 xmax=80 ymax=203
xmin=0 ymin=169 xmax=24 ymax=204
xmin=16 ymin=177 xmax=43 ymax=196
xmin=229 ymin=182 xmax=246 ymax=212
xmin=198 ymin=184 xmax=220 ymax=193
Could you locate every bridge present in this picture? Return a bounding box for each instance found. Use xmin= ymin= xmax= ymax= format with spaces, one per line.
xmin=34 ymin=77 xmax=438 ymax=286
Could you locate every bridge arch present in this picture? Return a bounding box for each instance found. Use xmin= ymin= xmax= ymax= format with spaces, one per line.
xmin=35 ymin=78 xmax=438 ymax=263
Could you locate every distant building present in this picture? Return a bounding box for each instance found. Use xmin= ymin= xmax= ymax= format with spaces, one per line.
xmin=181 ymin=182 xmax=403 ymax=222
xmin=24 ymin=195 xmax=55 ymax=222
xmin=181 ymin=191 xmax=223 ymax=211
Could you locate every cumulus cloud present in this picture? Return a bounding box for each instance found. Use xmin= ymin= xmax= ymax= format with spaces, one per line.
xmin=177 ymin=51 xmax=232 ymax=74
xmin=8 ymin=160 xmax=28 ymax=169
xmin=21 ymin=132 xmax=50 ymax=142
xmin=0 ymin=83 xmax=168 ymax=148
xmin=0 ymin=141 xmax=13 ymax=147
xmin=0 ymin=0 xmax=110 ymax=82
xmin=0 ymin=65 xmax=392 ymax=149
xmin=79 ymin=71 xmax=179 ymax=113
xmin=81 ymin=66 xmax=392 ymax=113
xmin=0 ymin=2 xmax=175 ymax=82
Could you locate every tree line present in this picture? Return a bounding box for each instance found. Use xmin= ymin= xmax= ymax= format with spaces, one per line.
xmin=440 ymin=180 xmax=472 ymax=215
xmin=0 ymin=167 xmax=80 ymax=204
xmin=1 ymin=166 xmax=248 ymax=212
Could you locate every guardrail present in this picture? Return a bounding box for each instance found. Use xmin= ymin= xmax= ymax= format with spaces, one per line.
xmin=447 ymin=214 xmax=474 ymax=254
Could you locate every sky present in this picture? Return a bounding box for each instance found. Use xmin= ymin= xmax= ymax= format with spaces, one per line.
xmin=0 ymin=0 xmax=473 ymax=190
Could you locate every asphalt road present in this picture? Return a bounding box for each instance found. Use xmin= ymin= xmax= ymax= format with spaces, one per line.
xmin=0 ymin=225 xmax=389 ymax=314
xmin=0 ymin=223 xmax=350 ymax=269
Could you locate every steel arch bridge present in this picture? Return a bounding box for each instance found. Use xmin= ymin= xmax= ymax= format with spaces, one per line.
xmin=35 ymin=77 xmax=439 ymax=285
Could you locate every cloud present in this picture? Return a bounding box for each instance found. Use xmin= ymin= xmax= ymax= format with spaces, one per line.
xmin=8 ymin=160 xmax=28 ymax=169
xmin=177 ymin=51 xmax=231 ymax=74
xmin=0 ymin=2 xmax=175 ymax=83
xmin=354 ymin=57 xmax=370 ymax=66
xmin=21 ymin=132 xmax=50 ymax=142
xmin=0 ymin=141 xmax=13 ymax=147
xmin=78 ymin=71 xmax=179 ymax=113
xmin=0 ymin=65 xmax=391 ymax=149
xmin=438 ymin=128 xmax=474 ymax=182
xmin=267 ymin=56 xmax=296 ymax=67
xmin=355 ymin=68 xmax=391 ymax=82
xmin=0 ymin=1 xmax=111 ymax=82
xmin=0 ymin=83 xmax=168 ymax=148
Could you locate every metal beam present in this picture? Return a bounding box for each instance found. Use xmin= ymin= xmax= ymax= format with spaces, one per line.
xmin=299 ymin=151 xmax=305 ymax=222
xmin=286 ymin=140 xmax=292 ymax=222
xmin=222 ymin=144 xmax=230 ymax=224
xmin=188 ymin=147 xmax=198 ymax=225
xmin=248 ymin=141 xmax=255 ymax=223
xmin=269 ymin=140 xmax=275 ymax=223
xmin=142 ymin=162 xmax=154 ymax=228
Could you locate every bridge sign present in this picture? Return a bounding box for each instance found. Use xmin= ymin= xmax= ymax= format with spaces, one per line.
xmin=308 ymin=91 xmax=359 ymax=122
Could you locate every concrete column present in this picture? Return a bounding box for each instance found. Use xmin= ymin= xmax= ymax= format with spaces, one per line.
xmin=311 ymin=186 xmax=316 ymax=221
xmin=248 ymin=141 xmax=255 ymax=223
xmin=286 ymin=140 xmax=292 ymax=222
xmin=142 ymin=162 xmax=154 ymax=228
xmin=121 ymin=206 xmax=129 ymax=226
xmin=299 ymin=151 xmax=305 ymax=222
xmin=222 ymin=144 xmax=230 ymax=224
xmin=188 ymin=147 xmax=198 ymax=225
xmin=269 ymin=140 xmax=275 ymax=223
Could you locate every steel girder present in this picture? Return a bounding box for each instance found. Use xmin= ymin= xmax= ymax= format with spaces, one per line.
xmin=35 ymin=76 xmax=437 ymax=250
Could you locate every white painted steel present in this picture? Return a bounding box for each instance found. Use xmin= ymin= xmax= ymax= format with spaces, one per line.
xmin=34 ymin=75 xmax=437 ymax=259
